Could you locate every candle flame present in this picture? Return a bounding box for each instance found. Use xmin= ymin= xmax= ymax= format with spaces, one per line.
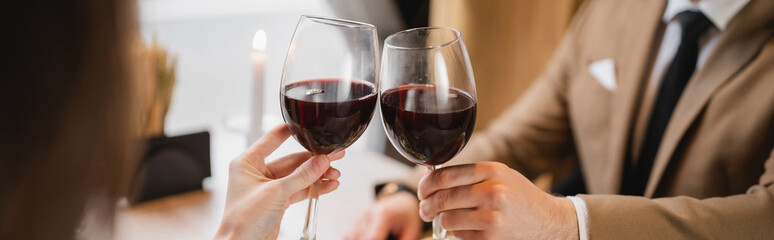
xmin=252 ymin=29 xmax=267 ymax=51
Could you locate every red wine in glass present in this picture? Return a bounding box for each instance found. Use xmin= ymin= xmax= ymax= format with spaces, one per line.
xmin=381 ymin=85 xmax=477 ymax=166
xmin=281 ymin=16 xmax=378 ymax=240
xmin=380 ymin=26 xmax=475 ymax=239
xmin=281 ymin=78 xmax=378 ymax=154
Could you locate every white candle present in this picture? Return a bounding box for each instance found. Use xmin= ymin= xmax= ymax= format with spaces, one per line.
xmin=248 ymin=29 xmax=267 ymax=145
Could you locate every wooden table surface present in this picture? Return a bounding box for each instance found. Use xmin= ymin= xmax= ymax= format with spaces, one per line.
xmin=115 ymin=124 xmax=411 ymax=240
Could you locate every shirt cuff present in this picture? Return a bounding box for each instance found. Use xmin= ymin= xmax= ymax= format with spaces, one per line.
xmin=567 ymin=196 xmax=590 ymax=240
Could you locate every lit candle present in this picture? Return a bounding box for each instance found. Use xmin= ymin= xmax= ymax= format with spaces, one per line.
xmin=248 ymin=29 xmax=267 ymax=145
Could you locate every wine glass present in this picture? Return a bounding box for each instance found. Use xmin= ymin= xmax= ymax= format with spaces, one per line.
xmin=380 ymin=27 xmax=476 ymax=240
xmin=280 ymin=15 xmax=379 ymax=240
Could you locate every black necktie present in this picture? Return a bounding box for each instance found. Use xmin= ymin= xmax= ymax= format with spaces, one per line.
xmin=625 ymin=11 xmax=713 ymax=195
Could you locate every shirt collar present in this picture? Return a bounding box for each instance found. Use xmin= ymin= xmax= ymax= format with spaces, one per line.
xmin=663 ymin=0 xmax=751 ymax=30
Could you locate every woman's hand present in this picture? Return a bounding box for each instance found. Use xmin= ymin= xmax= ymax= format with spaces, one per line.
xmin=215 ymin=125 xmax=344 ymax=240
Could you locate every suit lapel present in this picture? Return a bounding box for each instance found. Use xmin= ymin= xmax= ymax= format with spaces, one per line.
xmin=601 ymin=0 xmax=666 ymax=194
xmin=644 ymin=0 xmax=774 ymax=197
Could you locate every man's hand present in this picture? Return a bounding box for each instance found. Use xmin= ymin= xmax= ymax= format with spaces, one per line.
xmin=417 ymin=162 xmax=579 ymax=240
xmin=215 ymin=125 xmax=344 ymax=240
xmin=345 ymin=192 xmax=423 ymax=240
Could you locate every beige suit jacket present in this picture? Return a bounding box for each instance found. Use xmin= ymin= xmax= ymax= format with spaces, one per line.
xmin=397 ymin=0 xmax=774 ymax=238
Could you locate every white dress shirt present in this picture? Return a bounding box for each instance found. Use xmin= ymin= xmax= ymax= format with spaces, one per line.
xmin=569 ymin=0 xmax=750 ymax=239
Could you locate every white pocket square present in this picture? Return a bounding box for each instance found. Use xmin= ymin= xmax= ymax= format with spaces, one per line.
xmin=588 ymin=58 xmax=616 ymax=91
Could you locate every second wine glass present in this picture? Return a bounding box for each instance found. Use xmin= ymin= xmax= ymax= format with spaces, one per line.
xmin=380 ymin=27 xmax=477 ymax=240
xmin=280 ymin=15 xmax=379 ymax=240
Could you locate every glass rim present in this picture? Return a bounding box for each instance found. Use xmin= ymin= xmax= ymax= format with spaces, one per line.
xmin=384 ymin=27 xmax=462 ymax=50
xmin=300 ymin=15 xmax=376 ymax=29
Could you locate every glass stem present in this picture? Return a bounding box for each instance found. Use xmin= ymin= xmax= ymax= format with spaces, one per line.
xmin=300 ymin=179 xmax=321 ymax=240
xmin=429 ymin=165 xmax=448 ymax=240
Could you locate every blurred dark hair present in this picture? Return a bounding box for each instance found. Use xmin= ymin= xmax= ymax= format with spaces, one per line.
xmin=0 ymin=0 xmax=139 ymax=239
